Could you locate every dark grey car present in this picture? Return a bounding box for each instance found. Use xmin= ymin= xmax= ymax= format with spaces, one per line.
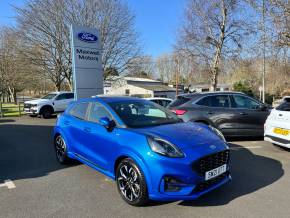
xmin=168 ymin=92 xmax=270 ymax=137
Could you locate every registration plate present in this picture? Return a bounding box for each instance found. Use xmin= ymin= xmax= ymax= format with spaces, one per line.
xmin=273 ymin=128 xmax=289 ymax=136
xmin=205 ymin=164 xmax=227 ymax=181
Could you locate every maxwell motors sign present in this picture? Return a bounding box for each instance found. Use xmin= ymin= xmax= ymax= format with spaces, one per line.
xmin=70 ymin=25 xmax=103 ymax=100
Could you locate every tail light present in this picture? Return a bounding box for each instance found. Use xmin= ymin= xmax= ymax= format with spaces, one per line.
xmin=171 ymin=109 xmax=187 ymax=115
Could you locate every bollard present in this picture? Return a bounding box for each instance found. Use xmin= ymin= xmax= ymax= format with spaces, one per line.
xmin=0 ymin=102 xmax=3 ymax=118
xmin=18 ymin=103 xmax=21 ymax=117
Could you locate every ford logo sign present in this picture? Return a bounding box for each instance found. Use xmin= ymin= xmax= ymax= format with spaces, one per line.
xmin=78 ymin=32 xmax=98 ymax=43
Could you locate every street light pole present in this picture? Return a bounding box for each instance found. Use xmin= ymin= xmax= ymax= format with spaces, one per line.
xmin=175 ymin=57 xmax=179 ymax=96
xmin=262 ymin=0 xmax=266 ymax=103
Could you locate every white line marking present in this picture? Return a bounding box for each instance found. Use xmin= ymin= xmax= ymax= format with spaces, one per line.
xmin=230 ymin=146 xmax=262 ymax=150
xmin=0 ymin=180 xmax=16 ymax=189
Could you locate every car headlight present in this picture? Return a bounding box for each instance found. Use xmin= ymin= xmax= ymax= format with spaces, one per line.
xmin=209 ymin=126 xmax=226 ymax=142
xmin=147 ymin=136 xmax=184 ymax=158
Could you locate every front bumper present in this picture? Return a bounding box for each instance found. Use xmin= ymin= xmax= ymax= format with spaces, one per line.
xmin=23 ymin=107 xmax=39 ymax=114
xmin=264 ymin=124 xmax=290 ymax=149
xmin=145 ymin=149 xmax=231 ymax=201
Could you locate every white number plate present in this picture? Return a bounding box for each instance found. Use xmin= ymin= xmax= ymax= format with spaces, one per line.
xmin=205 ymin=164 xmax=227 ymax=181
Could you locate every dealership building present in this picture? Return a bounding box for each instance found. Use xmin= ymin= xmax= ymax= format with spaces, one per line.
xmin=104 ymin=77 xmax=176 ymax=99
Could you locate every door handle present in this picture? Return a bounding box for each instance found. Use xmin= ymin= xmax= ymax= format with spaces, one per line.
xmin=207 ymin=111 xmax=215 ymax=115
xmin=279 ymin=114 xmax=283 ymax=117
xmin=239 ymin=112 xmax=247 ymax=115
xmin=83 ymin=127 xmax=91 ymax=133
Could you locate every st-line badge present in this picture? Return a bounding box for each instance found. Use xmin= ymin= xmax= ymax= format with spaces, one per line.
xmin=78 ymin=32 xmax=98 ymax=43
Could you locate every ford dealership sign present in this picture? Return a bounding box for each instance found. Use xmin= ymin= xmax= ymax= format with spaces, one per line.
xmin=78 ymin=32 xmax=98 ymax=43
xmin=71 ymin=25 xmax=103 ymax=100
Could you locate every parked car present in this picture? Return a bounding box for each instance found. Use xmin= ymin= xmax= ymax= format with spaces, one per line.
xmin=24 ymin=92 xmax=74 ymax=118
xmin=272 ymin=96 xmax=290 ymax=108
xmin=168 ymin=92 xmax=270 ymax=137
xmin=53 ymin=96 xmax=230 ymax=206
xmin=144 ymin=97 xmax=173 ymax=107
xmin=264 ymin=98 xmax=290 ymax=148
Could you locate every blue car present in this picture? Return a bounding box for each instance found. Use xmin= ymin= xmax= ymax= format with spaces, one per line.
xmin=53 ymin=96 xmax=231 ymax=206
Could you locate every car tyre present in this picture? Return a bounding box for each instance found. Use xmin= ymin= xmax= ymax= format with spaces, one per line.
xmin=54 ymin=135 xmax=71 ymax=164
xmin=42 ymin=107 xmax=53 ymax=119
xmin=116 ymin=158 xmax=149 ymax=206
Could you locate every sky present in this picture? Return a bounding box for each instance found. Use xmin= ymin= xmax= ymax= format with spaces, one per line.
xmin=0 ymin=0 xmax=186 ymax=57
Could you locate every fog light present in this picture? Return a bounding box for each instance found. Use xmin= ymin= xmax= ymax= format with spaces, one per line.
xmin=164 ymin=177 xmax=186 ymax=192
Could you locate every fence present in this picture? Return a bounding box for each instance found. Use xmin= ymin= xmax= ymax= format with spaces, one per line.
xmin=0 ymin=102 xmax=23 ymax=118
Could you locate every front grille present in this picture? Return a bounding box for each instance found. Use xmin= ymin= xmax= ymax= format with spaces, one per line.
xmin=24 ymin=103 xmax=32 ymax=109
xmin=193 ymin=150 xmax=230 ymax=175
xmin=193 ymin=172 xmax=229 ymax=193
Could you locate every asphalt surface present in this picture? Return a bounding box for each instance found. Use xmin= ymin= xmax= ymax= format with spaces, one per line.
xmin=1 ymin=116 xmax=290 ymax=218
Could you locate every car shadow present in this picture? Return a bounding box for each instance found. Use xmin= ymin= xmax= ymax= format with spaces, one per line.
xmin=179 ymin=143 xmax=284 ymax=207
xmin=0 ymin=123 xmax=78 ymax=182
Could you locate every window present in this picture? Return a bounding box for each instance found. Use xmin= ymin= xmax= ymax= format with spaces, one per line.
xmin=88 ymin=102 xmax=112 ymax=123
xmin=169 ymin=96 xmax=190 ymax=107
xmin=65 ymin=93 xmax=74 ymax=99
xmin=125 ymin=89 xmax=130 ymax=95
xmin=55 ymin=94 xmax=67 ymax=100
xmin=231 ymin=95 xmax=260 ymax=109
xmin=196 ymin=96 xmax=210 ymax=107
xmin=207 ymin=95 xmax=230 ymax=108
xmin=69 ymin=102 xmax=89 ymax=120
xmin=276 ymin=102 xmax=290 ymax=111
xmin=109 ymin=100 xmax=180 ymax=128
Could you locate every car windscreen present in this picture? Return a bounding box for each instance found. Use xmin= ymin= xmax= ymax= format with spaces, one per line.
xmin=41 ymin=94 xmax=57 ymax=99
xmin=276 ymin=102 xmax=290 ymax=111
xmin=168 ymin=96 xmax=191 ymax=107
xmin=108 ymin=100 xmax=181 ymax=128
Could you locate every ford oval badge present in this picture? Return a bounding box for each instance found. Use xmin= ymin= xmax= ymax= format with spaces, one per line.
xmin=78 ymin=32 xmax=98 ymax=43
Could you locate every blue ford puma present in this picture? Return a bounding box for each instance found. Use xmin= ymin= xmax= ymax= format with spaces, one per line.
xmin=53 ymin=96 xmax=231 ymax=206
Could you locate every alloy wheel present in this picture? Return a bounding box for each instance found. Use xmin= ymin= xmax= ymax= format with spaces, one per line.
xmin=117 ymin=164 xmax=141 ymax=202
xmin=55 ymin=135 xmax=66 ymax=161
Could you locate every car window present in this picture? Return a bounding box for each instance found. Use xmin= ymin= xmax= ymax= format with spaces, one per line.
xmin=55 ymin=94 xmax=66 ymax=100
xmin=109 ymin=100 xmax=180 ymax=128
xmin=69 ymin=102 xmax=89 ymax=120
xmin=196 ymin=96 xmax=210 ymax=107
xmin=169 ymin=96 xmax=190 ymax=107
xmin=162 ymin=100 xmax=171 ymax=107
xmin=276 ymin=102 xmax=290 ymax=111
xmin=209 ymin=95 xmax=230 ymax=108
xmin=65 ymin=93 xmax=74 ymax=99
xmin=88 ymin=102 xmax=112 ymax=123
xmin=232 ymin=95 xmax=260 ymax=109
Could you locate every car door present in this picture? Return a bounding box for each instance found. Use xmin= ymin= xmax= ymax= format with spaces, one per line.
xmin=230 ymin=94 xmax=269 ymax=136
xmin=53 ymin=94 xmax=69 ymax=112
xmin=82 ymin=102 xmax=118 ymax=170
xmin=64 ymin=102 xmax=90 ymax=156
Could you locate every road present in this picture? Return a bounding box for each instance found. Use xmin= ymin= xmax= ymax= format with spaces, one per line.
xmin=1 ymin=117 xmax=290 ymax=218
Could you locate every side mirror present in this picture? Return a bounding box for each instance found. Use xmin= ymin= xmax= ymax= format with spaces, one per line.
xmin=99 ymin=117 xmax=116 ymax=132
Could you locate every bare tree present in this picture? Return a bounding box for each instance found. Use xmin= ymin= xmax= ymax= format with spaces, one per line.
xmin=0 ymin=27 xmax=39 ymax=102
xmin=127 ymin=56 xmax=155 ymax=78
xmin=176 ymin=0 xmax=252 ymax=90
xmin=268 ymin=0 xmax=290 ymax=47
xmin=15 ymin=0 xmax=140 ymax=90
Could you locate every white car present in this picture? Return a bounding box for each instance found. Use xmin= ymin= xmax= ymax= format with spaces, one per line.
xmin=264 ymin=99 xmax=290 ymax=148
xmin=24 ymin=92 xmax=74 ymax=118
xmin=145 ymin=97 xmax=173 ymax=107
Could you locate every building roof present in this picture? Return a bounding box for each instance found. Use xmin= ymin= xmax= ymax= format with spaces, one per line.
xmin=106 ymin=76 xmax=160 ymax=83
xmin=133 ymin=84 xmax=176 ymax=92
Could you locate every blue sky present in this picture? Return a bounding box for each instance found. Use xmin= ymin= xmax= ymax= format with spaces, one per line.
xmin=0 ymin=0 xmax=186 ymax=57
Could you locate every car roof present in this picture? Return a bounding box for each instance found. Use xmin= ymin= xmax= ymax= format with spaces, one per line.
xmin=178 ymin=91 xmax=245 ymax=98
xmin=49 ymin=91 xmax=73 ymax=94
xmin=144 ymin=97 xmax=172 ymax=101
xmin=77 ymin=96 xmax=145 ymax=103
